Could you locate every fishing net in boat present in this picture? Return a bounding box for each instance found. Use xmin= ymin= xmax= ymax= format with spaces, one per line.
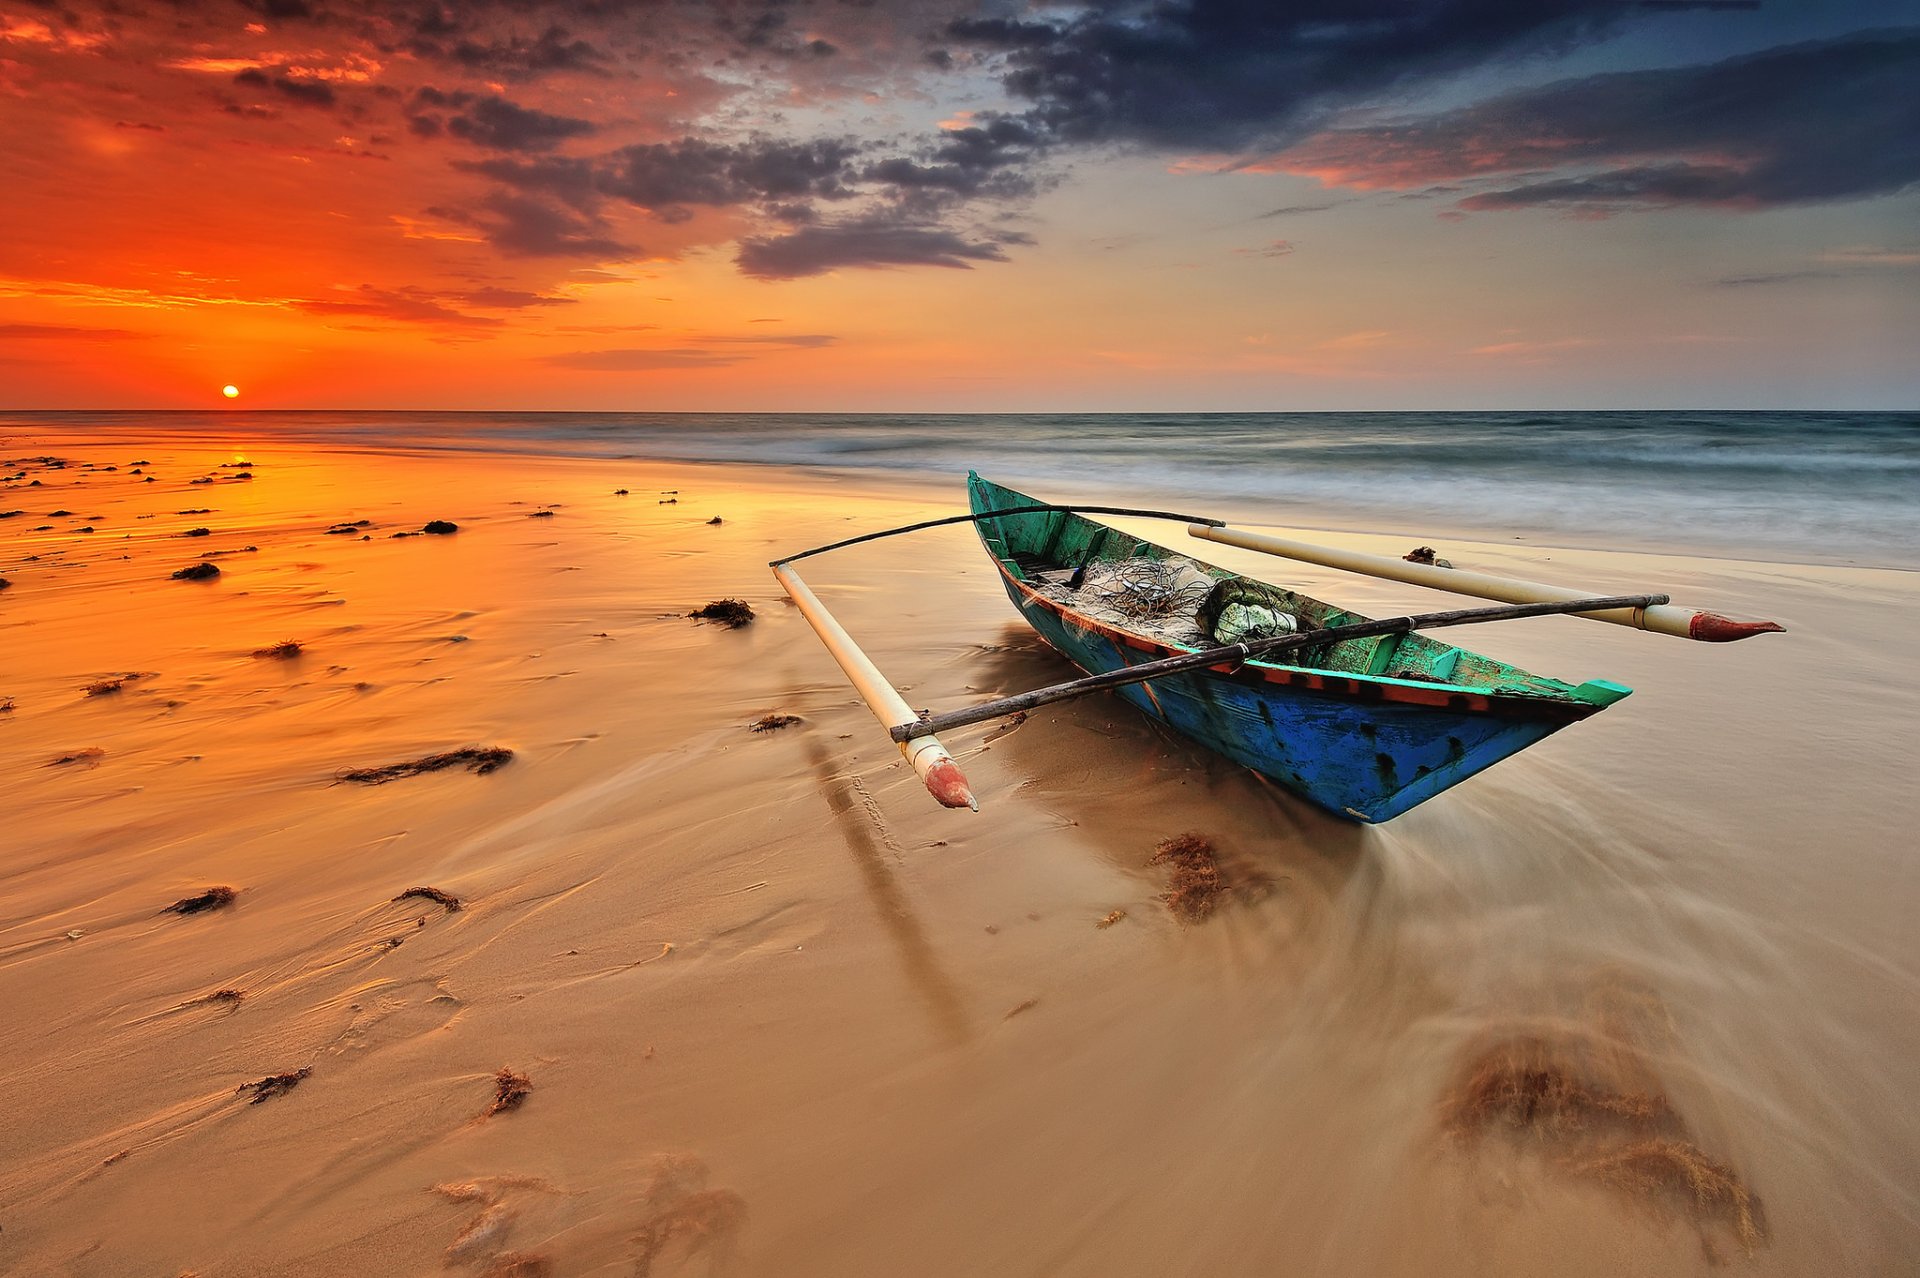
xmin=1029 ymin=556 xmax=1218 ymax=647
xmin=1029 ymin=556 xmax=1304 ymax=651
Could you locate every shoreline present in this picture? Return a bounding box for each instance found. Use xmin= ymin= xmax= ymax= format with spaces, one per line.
xmin=6 ymin=420 xmax=1913 ymax=573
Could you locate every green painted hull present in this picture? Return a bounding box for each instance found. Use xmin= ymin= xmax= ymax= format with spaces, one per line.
xmin=968 ymin=474 xmax=1630 ymax=822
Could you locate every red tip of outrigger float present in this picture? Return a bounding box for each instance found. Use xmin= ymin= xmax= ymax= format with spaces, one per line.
xmin=1687 ymin=612 xmax=1786 ymax=643
xmin=922 ymin=757 xmax=978 ymax=811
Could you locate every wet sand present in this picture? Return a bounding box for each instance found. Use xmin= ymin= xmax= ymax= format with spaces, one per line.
xmin=2 ymin=433 xmax=1916 ymax=1276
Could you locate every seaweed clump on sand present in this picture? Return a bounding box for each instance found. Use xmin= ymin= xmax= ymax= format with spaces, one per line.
xmin=172 ymin=562 xmax=220 ymax=581
xmin=422 ymin=520 xmax=458 ymax=535
xmin=487 ymin=1067 xmax=532 ymax=1116
xmin=690 ymin=598 xmax=753 ymax=628
xmin=394 ymin=885 xmax=462 ymax=912
xmin=631 ymin=1156 xmax=748 ymax=1278
xmin=1443 ymin=1032 xmax=1768 ymax=1260
xmin=1151 ymin=833 xmax=1227 ymax=922
xmin=237 ymin=1066 xmax=310 ymax=1103
xmin=252 ymin=640 xmax=302 ymax=658
xmin=749 ymin=714 xmax=801 ymax=732
xmin=166 ymin=886 xmax=237 ymax=915
xmin=338 ymin=746 xmax=513 ymax=784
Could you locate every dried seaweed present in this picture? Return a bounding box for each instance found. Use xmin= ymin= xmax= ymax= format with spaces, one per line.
xmin=394 ymin=885 xmax=462 ymax=912
xmin=166 ymin=886 xmax=237 ymax=915
xmin=1151 ymin=832 xmax=1226 ymax=922
xmin=193 ymin=988 xmax=246 ymax=1005
xmin=1443 ymin=1035 xmax=1675 ymax=1140
xmin=1443 ymin=1032 xmax=1768 ymax=1259
xmin=422 ymin=520 xmax=458 ymax=535
xmin=1096 ymin=909 xmax=1126 ymax=929
xmin=632 ymin=1189 xmax=747 ymax=1278
xmin=749 ymin=714 xmax=801 ymax=732
xmin=706 ymin=516 xmax=723 ymax=525
xmin=252 ymin=640 xmax=302 ymax=658
xmin=487 ymin=1067 xmax=532 ymax=1116
xmin=1570 ymin=1138 xmax=1770 ymax=1258
xmin=237 ymin=1066 xmax=310 ymax=1103
xmin=689 ymin=599 xmax=753 ymax=628
xmin=171 ymin=562 xmax=219 ymax=581
xmin=48 ymin=747 xmax=105 ymax=766
xmin=337 ymin=746 xmax=513 ymax=784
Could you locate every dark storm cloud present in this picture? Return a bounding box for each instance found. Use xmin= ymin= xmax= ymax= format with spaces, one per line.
xmin=866 ymin=117 xmax=1040 ymax=199
xmin=429 ymin=192 xmax=632 ymax=258
xmin=232 ymin=68 xmax=337 ymax=108
xmin=445 ymin=25 xmax=606 ymax=77
xmin=598 ymin=137 xmax=862 ymax=213
xmin=1278 ymin=29 xmax=1920 ymax=213
xmin=944 ymin=0 xmax=1626 ymax=150
xmin=457 ymin=154 xmax=601 ymax=210
xmin=736 ymin=218 xmax=1015 ymax=278
xmin=442 ymin=94 xmax=598 ymax=151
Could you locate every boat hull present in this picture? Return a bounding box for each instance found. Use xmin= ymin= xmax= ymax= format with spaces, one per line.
xmin=969 ymin=475 xmax=1623 ymax=822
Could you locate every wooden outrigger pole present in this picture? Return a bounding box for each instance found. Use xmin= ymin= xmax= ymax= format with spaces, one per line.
xmin=1188 ymin=524 xmax=1784 ymax=642
xmin=770 ymin=505 xmax=1219 ymax=813
xmin=771 ymin=560 xmax=977 ymax=810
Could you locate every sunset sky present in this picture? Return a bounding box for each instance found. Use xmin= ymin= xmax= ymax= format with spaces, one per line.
xmin=1 ymin=0 xmax=1914 ymax=410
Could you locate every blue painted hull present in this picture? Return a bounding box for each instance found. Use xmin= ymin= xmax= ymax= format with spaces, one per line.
xmin=969 ymin=474 xmax=1622 ymax=822
xmin=1002 ymin=580 xmax=1573 ymax=822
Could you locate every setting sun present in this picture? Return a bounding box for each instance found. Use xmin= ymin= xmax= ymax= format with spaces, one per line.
xmin=221 ymin=384 xmax=239 ymax=398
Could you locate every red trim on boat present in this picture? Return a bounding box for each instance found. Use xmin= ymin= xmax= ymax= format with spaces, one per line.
xmin=990 ymin=555 xmax=1596 ymax=721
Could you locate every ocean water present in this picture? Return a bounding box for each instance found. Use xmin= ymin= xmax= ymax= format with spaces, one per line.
xmin=6 ymin=409 xmax=1915 ymax=565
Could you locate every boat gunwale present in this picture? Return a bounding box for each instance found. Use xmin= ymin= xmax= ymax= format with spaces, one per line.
xmin=968 ymin=485 xmax=1601 ymax=722
xmin=986 ymin=554 xmax=1598 ymax=721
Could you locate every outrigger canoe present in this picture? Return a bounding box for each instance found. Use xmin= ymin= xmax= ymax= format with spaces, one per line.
xmin=770 ymin=474 xmax=1781 ymax=823
xmin=970 ymin=475 xmax=1630 ymax=821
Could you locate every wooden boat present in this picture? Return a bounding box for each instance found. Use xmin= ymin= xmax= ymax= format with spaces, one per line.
xmin=770 ymin=474 xmax=1778 ymax=822
xmin=967 ymin=473 xmax=1634 ymax=822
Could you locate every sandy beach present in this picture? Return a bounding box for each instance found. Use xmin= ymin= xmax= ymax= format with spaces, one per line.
xmin=3 ymin=430 xmax=1916 ymax=1277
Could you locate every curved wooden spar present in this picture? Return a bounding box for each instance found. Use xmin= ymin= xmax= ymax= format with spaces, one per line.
xmin=1189 ymin=524 xmax=1783 ymax=642
xmin=771 ymin=562 xmax=977 ymax=811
